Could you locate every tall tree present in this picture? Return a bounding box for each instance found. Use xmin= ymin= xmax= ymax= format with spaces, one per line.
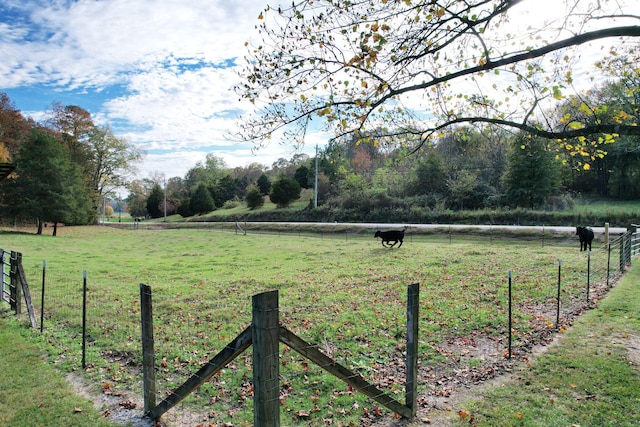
xmin=257 ymin=173 xmax=272 ymax=195
xmin=1 ymin=130 xmax=91 ymax=234
xmin=0 ymin=93 xmax=32 ymax=158
xmin=502 ymin=133 xmax=561 ymax=208
xmin=190 ymin=183 xmax=215 ymax=215
xmin=126 ymin=180 xmax=150 ymax=218
xmin=235 ymin=0 xmax=639 ymax=156
xmin=146 ymin=184 xmax=164 ymax=218
xmin=86 ymin=125 xmax=142 ymax=204
xmin=46 ymin=103 xmax=94 ymax=166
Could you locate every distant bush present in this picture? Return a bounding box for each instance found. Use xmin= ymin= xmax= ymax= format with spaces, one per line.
xmin=245 ymin=185 xmax=265 ymax=210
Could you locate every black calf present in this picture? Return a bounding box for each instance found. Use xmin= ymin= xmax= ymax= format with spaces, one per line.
xmin=374 ymin=228 xmax=406 ymax=248
xmin=576 ymin=226 xmax=594 ymax=251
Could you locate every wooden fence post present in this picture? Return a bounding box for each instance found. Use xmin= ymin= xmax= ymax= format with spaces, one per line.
xmin=252 ymin=290 xmax=280 ymax=427
xmin=405 ymin=283 xmax=419 ymax=417
xmin=140 ymin=284 xmax=157 ymax=414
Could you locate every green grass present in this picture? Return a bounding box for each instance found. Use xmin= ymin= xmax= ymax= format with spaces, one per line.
xmin=0 ymin=311 xmax=119 ymax=427
xmin=0 ymin=225 xmax=620 ymax=426
xmin=571 ymin=198 xmax=640 ymax=217
xmin=438 ymin=265 xmax=640 ymax=427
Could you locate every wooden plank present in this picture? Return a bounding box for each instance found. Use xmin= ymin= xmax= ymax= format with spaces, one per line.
xmin=140 ymin=284 xmax=156 ymax=414
xmin=252 ymin=291 xmax=280 ymax=427
xmin=147 ymin=325 xmax=253 ymax=420
xmin=16 ymin=256 xmax=38 ymax=328
xmin=279 ymin=326 xmax=412 ymax=419
xmin=405 ymin=283 xmax=419 ymax=417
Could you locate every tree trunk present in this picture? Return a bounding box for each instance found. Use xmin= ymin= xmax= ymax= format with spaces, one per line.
xmin=53 ymin=222 xmax=58 ymax=236
xmin=36 ymin=219 xmax=43 ymax=235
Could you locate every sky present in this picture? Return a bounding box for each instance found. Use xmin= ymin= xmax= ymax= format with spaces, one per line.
xmin=0 ymin=0 xmax=325 ymax=181
xmin=0 ymin=0 xmax=635 ymax=182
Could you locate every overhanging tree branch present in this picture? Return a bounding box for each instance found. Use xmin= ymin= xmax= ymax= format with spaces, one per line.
xmin=385 ymin=26 xmax=640 ymax=104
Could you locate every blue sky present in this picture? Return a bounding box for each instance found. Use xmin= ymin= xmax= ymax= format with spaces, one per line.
xmin=0 ymin=0 xmax=324 ymax=180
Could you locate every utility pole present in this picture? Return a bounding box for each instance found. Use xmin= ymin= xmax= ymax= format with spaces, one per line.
xmin=314 ymin=145 xmax=318 ymax=208
xmin=163 ymin=175 xmax=167 ymax=222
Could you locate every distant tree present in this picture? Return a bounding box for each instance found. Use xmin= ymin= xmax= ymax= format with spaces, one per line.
xmin=214 ymin=175 xmax=239 ymax=207
xmin=126 ymin=180 xmax=149 ymax=218
xmin=257 ymin=173 xmax=271 ymax=195
xmin=184 ymin=154 xmax=227 ymax=190
xmin=245 ymin=184 xmax=265 ymax=210
xmin=502 ymin=134 xmax=561 ymax=208
xmin=146 ymin=184 xmax=164 ymax=218
xmin=177 ymin=197 xmax=193 ymax=217
xmin=1 ymin=130 xmax=91 ymax=234
xmin=319 ymin=139 xmax=349 ymax=184
xmin=85 ymin=125 xmax=142 ymax=217
xmin=446 ymin=170 xmax=478 ymax=210
xmin=351 ymin=145 xmax=373 ymax=176
xmin=270 ymin=176 xmax=301 ymax=208
xmin=294 ymin=165 xmax=310 ymax=188
xmin=409 ymin=151 xmax=447 ymax=196
xmin=190 ymin=183 xmax=215 ymax=215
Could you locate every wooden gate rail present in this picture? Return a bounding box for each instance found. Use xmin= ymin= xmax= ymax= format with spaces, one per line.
xmin=143 ymin=284 xmax=419 ymax=424
xmin=278 ymin=326 xmax=412 ymax=418
xmin=146 ymin=325 xmax=253 ymax=420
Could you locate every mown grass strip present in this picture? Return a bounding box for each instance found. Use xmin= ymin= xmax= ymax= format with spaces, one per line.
xmin=0 ymin=311 xmax=118 ymax=427
xmin=439 ymin=265 xmax=640 ymax=427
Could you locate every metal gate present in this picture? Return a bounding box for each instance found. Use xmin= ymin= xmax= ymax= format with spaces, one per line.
xmin=1 ymin=250 xmax=9 ymax=303
xmin=631 ymin=225 xmax=640 ymax=259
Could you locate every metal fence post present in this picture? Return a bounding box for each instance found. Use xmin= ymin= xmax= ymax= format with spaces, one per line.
xmin=555 ymin=260 xmax=562 ymax=330
xmin=406 ymin=283 xmax=419 ymax=416
xmin=140 ymin=283 xmax=157 ymax=414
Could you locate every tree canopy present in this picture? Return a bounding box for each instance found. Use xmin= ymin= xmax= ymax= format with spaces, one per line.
xmin=1 ymin=130 xmax=92 ymax=234
xmin=235 ymin=0 xmax=639 ymax=162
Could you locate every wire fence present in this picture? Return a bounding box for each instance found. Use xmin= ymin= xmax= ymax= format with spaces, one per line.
xmin=3 ymin=228 xmax=637 ymax=425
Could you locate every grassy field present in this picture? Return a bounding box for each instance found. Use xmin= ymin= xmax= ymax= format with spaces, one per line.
xmin=0 ymin=225 xmax=624 ymax=426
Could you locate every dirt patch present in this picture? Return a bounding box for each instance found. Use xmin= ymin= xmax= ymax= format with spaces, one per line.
xmin=625 ymin=334 xmax=640 ymax=367
xmin=66 ymin=372 xmax=153 ymax=427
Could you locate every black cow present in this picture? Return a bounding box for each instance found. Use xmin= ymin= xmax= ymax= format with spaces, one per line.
xmin=576 ymin=226 xmax=594 ymax=251
xmin=374 ymin=228 xmax=406 ymax=248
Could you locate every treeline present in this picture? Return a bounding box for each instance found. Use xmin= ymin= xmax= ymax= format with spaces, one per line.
xmin=0 ymin=94 xmax=141 ymax=234
xmin=128 ymin=74 xmax=639 ymax=223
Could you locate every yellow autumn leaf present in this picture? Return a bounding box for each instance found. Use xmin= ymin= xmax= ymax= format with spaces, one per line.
xmin=568 ymin=121 xmax=584 ymax=130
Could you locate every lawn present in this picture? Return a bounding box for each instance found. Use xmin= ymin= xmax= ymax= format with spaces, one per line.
xmin=0 ymin=225 xmax=622 ymax=426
